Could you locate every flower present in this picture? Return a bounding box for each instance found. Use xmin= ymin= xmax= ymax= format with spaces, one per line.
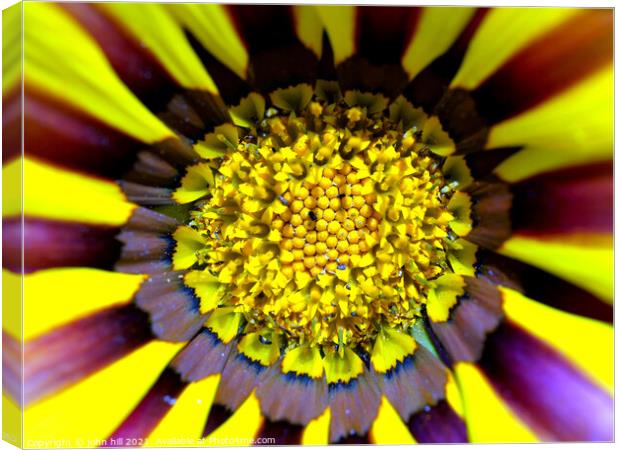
xmin=2 ymin=2 xmax=613 ymax=446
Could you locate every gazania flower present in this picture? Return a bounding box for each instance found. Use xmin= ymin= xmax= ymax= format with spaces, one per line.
xmin=3 ymin=2 xmax=613 ymax=446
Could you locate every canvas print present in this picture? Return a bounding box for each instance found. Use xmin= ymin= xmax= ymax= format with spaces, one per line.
xmin=1 ymin=1 xmax=613 ymax=448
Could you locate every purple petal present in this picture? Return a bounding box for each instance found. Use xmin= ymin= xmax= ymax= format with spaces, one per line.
xmin=479 ymin=322 xmax=613 ymax=441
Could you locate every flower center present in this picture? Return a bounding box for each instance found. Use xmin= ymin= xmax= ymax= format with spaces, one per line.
xmin=191 ymin=93 xmax=454 ymax=353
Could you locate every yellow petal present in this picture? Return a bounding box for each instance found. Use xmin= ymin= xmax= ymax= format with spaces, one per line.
xmin=500 ymin=287 xmax=612 ymax=394
xmin=147 ymin=375 xmax=221 ymax=446
xmin=23 ymin=268 xmax=145 ymax=341
xmin=203 ymin=391 xmax=263 ymax=444
xmin=17 ymin=158 xmax=135 ymax=226
xmin=402 ymin=7 xmax=476 ymax=80
xmin=454 ymin=362 xmax=538 ymax=443
xmin=98 ymin=3 xmax=218 ymax=93
xmin=370 ymin=397 xmax=416 ymax=444
xmin=24 ymin=2 xmax=173 ymax=143
xmin=24 ymin=341 xmax=182 ymax=447
xmin=451 ymin=8 xmax=578 ymax=90
xmin=3 ymin=393 xmax=22 ymax=447
xmin=3 ymin=270 xmax=22 ymax=340
xmin=293 ymin=6 xmax=323 ymax=57
xmin=3 ymin=156 xmax=21 ymax=218
xmin=3 ymin=4 xmax=21 ymax=95
xmin=302 ymin=407 xmax=330 ymax=445
xmin=491 ymin=67 xmax=613 ymax=182
xmin=167 ymin=4 xmax=248 ymax=80
xmin=499 ymin=233 xmax=612 ymax=303
xmin=314 ymin=6 xmax=355 ymax=65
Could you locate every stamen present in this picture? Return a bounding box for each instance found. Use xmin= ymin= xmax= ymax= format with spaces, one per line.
xmin=191 ymin=96 xmax=455 ymax=352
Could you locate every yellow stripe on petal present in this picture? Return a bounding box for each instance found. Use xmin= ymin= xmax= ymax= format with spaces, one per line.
xmin=402 ymin=7 xmax=475 ymax=80
xmin=24 ymin=2 xmax=174 ymax=144
xmin=99 ymin=3 xmax=217 ymax=93
xmin=499 ymin=234 xmax=613 ymax=303
xmin=24 ymin=341 xmax=182 ymax=448
xmin=315 ymin=6 xmax=355 ymax=65
xmin=3 ymin=394 xmax=22 ymax=448
xmin=3 ymin=4 xmax=22 ymax=95
xmin=23 ymin=268 xmax=145 ymax=341
xmin=167 ymin=4 xmax=248 ymax=80
xmin=451 ymin=8 xmax=578 ymax=90
xmin=501 ymin=287 xmax=613 ymax=394
xmin=21 ymin=158 xmax=135 ymax=226
xmin=370 ymin=397 xmax=416 ymax=444
xmin=147 ymin=375 xmax=221 ymax=447
xmin=293 ymin=6 xmax=324 ymax=58
xmin=454 ymin=362 xmax=538 ymax=443
xmin=204 ymin=391 xmax=263 ymax=445
xmin=302 ymin=407 xmax=330 ymax=445
xmin=445 ymin=370 xmax=464 ymax=418
xmin=491 ymin=67 xmax=613 ymax=182
xmin=3 ymin=157 xmax=22 ymax=218
xmin=3 ymin=270 xmax=22 ymax=340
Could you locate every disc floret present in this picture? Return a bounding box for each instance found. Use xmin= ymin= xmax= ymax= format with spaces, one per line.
xmin=192 ymin=95 xmax=455 ymax=353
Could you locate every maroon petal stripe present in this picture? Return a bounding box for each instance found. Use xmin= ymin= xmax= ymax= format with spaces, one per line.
xmin=479 ymin=321 xmax=613 ymax=441
xmin=24 ymin=303 xmax=153 ymax=405
xmin=227 ymin=5 xmax=319 ymax=94
xmin=407 ymin=400 xmax=467 ymax=443
xmin=477 ymin=250 xmax=612 ymax=323
xmin=510 ymin=161 xmax=613 ymax=235
xmin=62 ymin=3 xmax=178 ymax=111
xmin=473 ymin=9 xmax=613 ymax=125
xmin=103 ymin=368 xmax=187 ymax=447
xmin=404 ymin=8 xmax=488 ymax=114
xmin=24 ymin=92 xmax=145 ymax=179
xmin=255 ymin=420 xmax=303 ymax=445
xmin=334 ymin=6 xmax=421 ymax=98
xmin=3 ymin=217 xmax=122 ymax=274
xmin=3 ymin=88 xmax=21 ymax=164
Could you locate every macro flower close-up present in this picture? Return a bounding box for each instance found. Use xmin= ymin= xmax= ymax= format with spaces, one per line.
xmin=1 ymin=1 xmax=614 ymax=447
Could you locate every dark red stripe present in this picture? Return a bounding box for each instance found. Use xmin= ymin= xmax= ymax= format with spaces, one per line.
xmin=404 ymin=8 xmax=488 ymax=114
xmin=511 ymin=161 xmax=612 ymax=235
xmin=473 ymin=9 xmax=613 ymax=125
xmin=255 ymin=420 xmax=302 ymax=445
xmin=336 ymin=433 xmax=370 ymax=444
xmin=203 ymin=403 xmax=233 ymax=437
xmin=227 ymin=5 xmax=318 ymax=94
xmin=24 ymin=91 xmax=144 ymax=179
xmin=332 ymin=6 xmax=421 ymax=99
xmin=185 ymin=31 xmax=252 ymax=106
xmin=104 ymin=368 xmax=186 ymax=446
xmin=463 ymin=147 xmax=521 ymax=180
xmin=479 ymin=321 xmax=612 ymax=441
xmin=2 ymin=88 xmax=21 ymax=164
xmin=477 ymin=250 xmax=612 ymax=323
xmin=25 ymin=303 xmax=153 ymax=405
xmin=407 ymin=400 xmax=468 ymax=443
xmin=3 ymin=217 xmax=122 ymax=274
xmin=355 ymin=6 xmax=421 ymax=65
xmin=63 ymin=3 xmax=178 ymax=112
